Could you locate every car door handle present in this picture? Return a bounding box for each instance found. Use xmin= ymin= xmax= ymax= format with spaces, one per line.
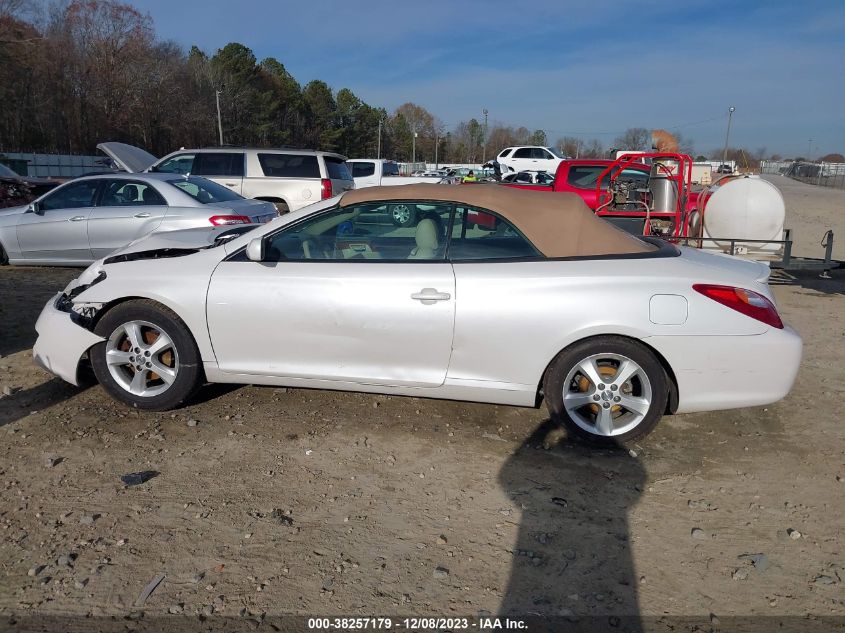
xmin=133 ymin=212 xmax=151 ymax=218
xmin=68 ymin=216 xmax=86 ymax=222
xmin=411 ymin=288 xmax=451 ymax=304
xmin=225 ymin=182 xmax=238 ymax=187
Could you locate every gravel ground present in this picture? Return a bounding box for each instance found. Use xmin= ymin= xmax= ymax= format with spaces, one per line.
xmin=0 ymin=178 xmax=844 ymax=631
xmin=761 ymin=174 xmax=845 ymax=261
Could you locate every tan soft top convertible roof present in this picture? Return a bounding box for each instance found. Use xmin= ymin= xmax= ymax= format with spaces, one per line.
xmin=340 ymin=184 xmax=655 ymax=258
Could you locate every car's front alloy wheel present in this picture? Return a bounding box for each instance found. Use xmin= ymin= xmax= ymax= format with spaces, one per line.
xmin=544 ymin=336 xmax=668 ymax=444
xmin=91 ymin=300 xmax=202 ymax=410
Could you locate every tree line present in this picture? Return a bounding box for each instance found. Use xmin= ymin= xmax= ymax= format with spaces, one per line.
xmin=4 ymin=0 xmax=826 ymax=168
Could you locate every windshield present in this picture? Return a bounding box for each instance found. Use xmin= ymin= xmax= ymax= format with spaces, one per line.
xmin=0 ymin=164 xmax=20 ymax=178
xmin=167 ymin=176 xmax=244 ymax=204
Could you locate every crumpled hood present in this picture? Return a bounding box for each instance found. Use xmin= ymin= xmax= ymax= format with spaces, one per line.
xmin=61 ymin=225 xmax=251 ymax=296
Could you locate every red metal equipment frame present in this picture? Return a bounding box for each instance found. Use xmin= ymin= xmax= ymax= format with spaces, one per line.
xmin=593 ymin=152 xmax=694 ymax=237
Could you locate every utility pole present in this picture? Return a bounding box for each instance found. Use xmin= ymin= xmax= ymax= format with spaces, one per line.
xmin=215 ymin=89 xmax=224 ymax=146
xmin=434 ymin=133 xmax=439 ymax=169
xmin=808 ymin=139 xmax=813 ymax=161
xmin=412 ymin=125 xmax=417 ymax=165
xmin=721 ymin=106 xmax=735 ymax=167
xmin=377 ymin=118 xmax=383 ymax=159
xmin=482 ymin=108 xmax=489 ymax=164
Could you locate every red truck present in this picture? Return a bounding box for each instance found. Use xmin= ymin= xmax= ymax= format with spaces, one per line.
xmin=478 ymin=155 xmax=701 ymax=238
xmin=503 ymin=159 xmax=651 ymax=208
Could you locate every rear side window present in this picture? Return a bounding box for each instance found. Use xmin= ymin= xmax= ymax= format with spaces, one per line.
xmin=168 ymin=176 xmax=243 ymax=204
xmin=258 ymin=154 xmax=320 ymax=178
xmin=194 ymin=153 xmax=245 ymax=177
xmin=325 ymin=157 xmax=351 ymax=180
xmin=352 ymin=162 xmax=375 ymax=178
xmin=513 ymin=148 xmax=532 ymax=158
xmin=449 ymin=206 xmax=542 ymax=261
xmin=99 ymin=180 xmax=166 ymax=206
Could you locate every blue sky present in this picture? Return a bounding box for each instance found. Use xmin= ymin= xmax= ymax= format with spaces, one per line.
xmin=134 ymin=0 xmax=844 ymax=157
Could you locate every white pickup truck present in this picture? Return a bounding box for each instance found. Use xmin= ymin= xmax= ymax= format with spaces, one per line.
xmin=348 ymin=159 xmax=440 ymax=189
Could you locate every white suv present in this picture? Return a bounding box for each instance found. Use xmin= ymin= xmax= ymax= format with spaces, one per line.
xmin=496 ymin=146 xmax=566 ymax=176
xmin=99 ymin=142 xmax=354 ymax=213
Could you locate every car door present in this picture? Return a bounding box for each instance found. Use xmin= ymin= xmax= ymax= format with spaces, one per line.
xmin=193 ymin=152 xmax=245 ymax=194
xmin=445 ymin=205 xmax=546 ymax=387
xmin=16 ymin=179 xmax=100 ymax=263
xmin=88 ymin=179 xmax=169 ymax=258
xmin=534 ymin=147 xmax=557 ymax=172
xmin=510 ymin=147 xmax=533 ymax=171
xmin=206 ymin=201 xmax=456 ymax=386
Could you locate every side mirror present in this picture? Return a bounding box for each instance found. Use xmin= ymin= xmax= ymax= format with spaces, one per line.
xmin=245 ymin=237 xmax=265 ymax=262
xmin=27 ymin=202 xmax=41 ymax=214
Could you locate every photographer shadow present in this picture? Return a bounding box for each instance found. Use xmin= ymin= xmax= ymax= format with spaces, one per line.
xmin=497 ymin=419 xmax=645 ymax=632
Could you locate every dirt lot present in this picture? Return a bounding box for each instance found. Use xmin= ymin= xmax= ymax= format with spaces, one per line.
xmin=1 ymin=177 xmax=844 ymax=631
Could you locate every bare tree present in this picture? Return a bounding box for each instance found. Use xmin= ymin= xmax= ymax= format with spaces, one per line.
xmin=555 ymin=136 xmax=581 ymax=157
xmin=613 ymin=127 xmax=650 ymax=151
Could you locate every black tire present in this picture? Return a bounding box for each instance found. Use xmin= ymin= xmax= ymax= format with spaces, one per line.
xmin=90 ymin=300 xmax=203 ymax=410
xmin=0 ymin=241 xmax=8 ymax=265
xmin=389 ymin=203 xmax=417 ymax=227
xmin=543 ymin=336 xmax=668 ymax=446
xmin=274 ymin=201 xmax=290 ymax=215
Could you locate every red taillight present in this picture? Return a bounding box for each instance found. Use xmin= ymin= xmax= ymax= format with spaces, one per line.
xmin=320 ymin=178 xmax=332 ymax=200
xmin=209 ymin=214 xmax=252 ymax=226
xmin=693 ymin=284 xmax=784 ymax=329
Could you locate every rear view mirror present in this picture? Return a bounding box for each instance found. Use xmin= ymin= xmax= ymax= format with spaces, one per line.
xmin=245 ymin=237 xmax=265 ymax=262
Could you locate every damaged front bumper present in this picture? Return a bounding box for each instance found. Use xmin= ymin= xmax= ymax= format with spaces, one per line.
xmin=33 ymin=292 xmax=105 ymax=386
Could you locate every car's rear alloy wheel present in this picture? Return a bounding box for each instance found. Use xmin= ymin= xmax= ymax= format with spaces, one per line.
xmin=544 ymin=337 xmax=668 ymax=445
xmin=91 ymin=300 xmax=202 ymax=410
xmin=390 ymin=203 xmax=417 ymax=227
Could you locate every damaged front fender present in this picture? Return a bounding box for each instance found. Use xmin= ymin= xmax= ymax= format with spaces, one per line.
xmin=33 ymin=293 xmax=105 ymax=386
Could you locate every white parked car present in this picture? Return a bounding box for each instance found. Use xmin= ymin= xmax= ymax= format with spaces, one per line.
xmin=0 ymin=173 xmax=276 ymax=266
xmin=33 ymin=185 xmax=801 ymax=444
xmin=501 ymin=171 xmax=555 ymax=184
xmin=496 ymin=146 xmax=566 ymax=176
xmin=99 ymin=142 xmax=354 ymax=214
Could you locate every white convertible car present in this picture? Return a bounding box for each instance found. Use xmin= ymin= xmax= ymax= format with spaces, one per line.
xmin=33 ymin=185 xmax=802 ymax=444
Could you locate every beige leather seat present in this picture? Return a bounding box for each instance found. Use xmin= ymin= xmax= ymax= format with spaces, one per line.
xmin=408 ymin=218 xmax=439 ymax=259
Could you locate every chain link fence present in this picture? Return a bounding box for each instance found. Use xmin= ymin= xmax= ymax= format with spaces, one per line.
xmin=762 ymin=160 xmax=845 ymax=190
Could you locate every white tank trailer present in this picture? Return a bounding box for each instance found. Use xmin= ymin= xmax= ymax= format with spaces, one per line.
xmin=698 ymin=176 xmax=786 ymax=256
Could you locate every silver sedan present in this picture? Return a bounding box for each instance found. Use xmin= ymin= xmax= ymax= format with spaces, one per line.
xmin=0 ymin=173 xmax=277 ymax=265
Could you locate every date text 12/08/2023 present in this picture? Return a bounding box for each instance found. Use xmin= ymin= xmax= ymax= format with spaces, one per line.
xmin=306 ymin=617 xmax=527 ymax=630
